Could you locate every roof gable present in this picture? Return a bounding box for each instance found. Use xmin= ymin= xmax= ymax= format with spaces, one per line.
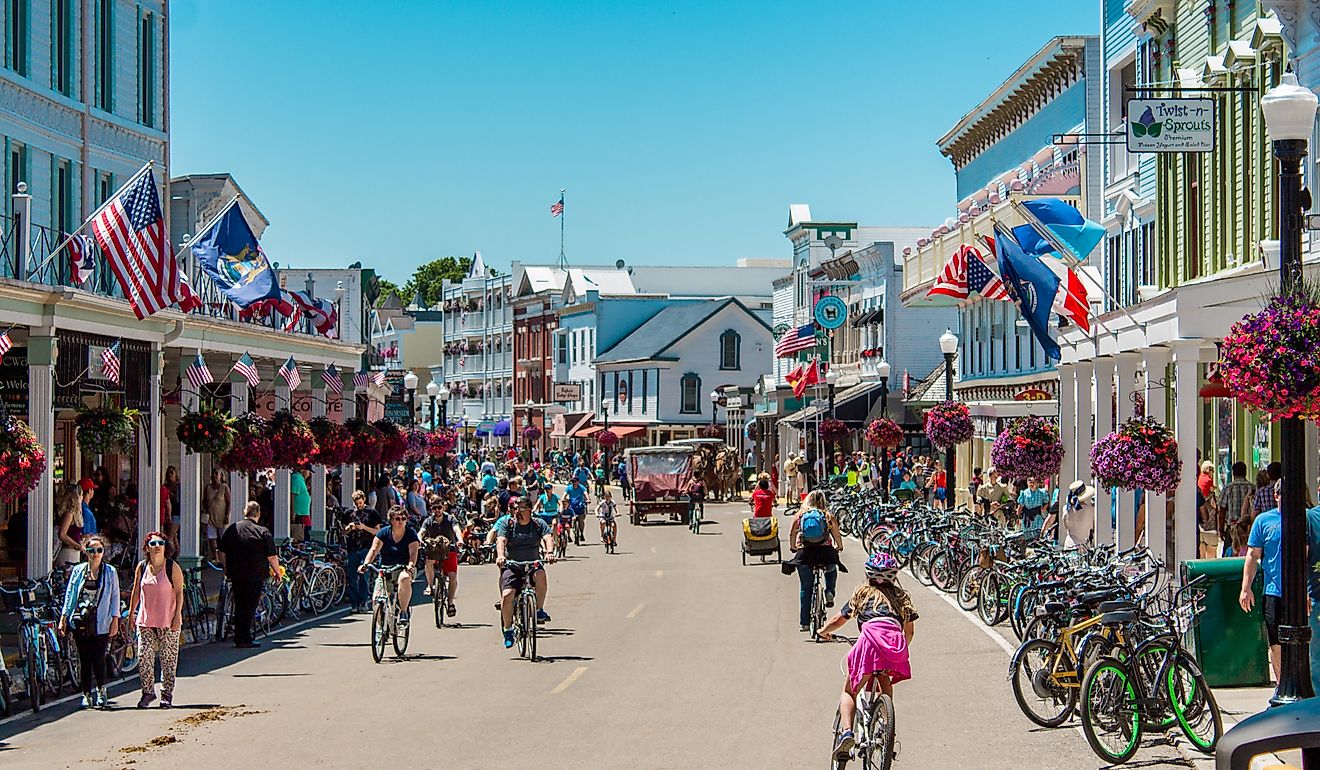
xmin=595 ymin=297 xmax=771 ymax=365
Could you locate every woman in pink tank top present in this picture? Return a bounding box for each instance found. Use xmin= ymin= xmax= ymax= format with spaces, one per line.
xmin=128 ymin=531 xmax=184 ymax=708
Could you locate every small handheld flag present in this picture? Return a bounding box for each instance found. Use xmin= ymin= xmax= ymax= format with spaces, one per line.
xmin=278 ymin=356 xmax=301 ymax=390
xmin=101 ymin=341 xmax=121 ymax=385
xmin=185 ymin=354 xmax=213 ymax=390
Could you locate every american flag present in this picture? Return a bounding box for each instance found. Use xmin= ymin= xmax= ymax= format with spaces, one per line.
xmin=550 ymin=196 xmax=564 ymax=217
xmin=185 ymin=353 xmax=213 ymax=390
xmin=353 ymin=369 xmax=371 ymax=389
xmin=968 ymin=248 xmax=1010 ymax=301
xmin=101 ymin=341 xmax=121 ymax=384
xmin=90 ymin=169 xmax=198 ymax=319
xmin=278 ymin=356 xmax=301 ymax=389
xmin=927 ymin=245 xmax=969 ymax=300
xmin=233 ymin=352 xmax=260 ymax=387
xmin=371 ymin=370 xmax=387 ymax=388
xmin=67 ymin=232 xmax=96 ymax=284
xmin=322 ymin=364 xmax=343 ymax=395
xmin=774 ymin=323 xmax=818 ymax=358
xmin=0 ymin=330 xmax=11 ymax=361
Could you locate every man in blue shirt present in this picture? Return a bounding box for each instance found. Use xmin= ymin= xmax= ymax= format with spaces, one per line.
xmin=573 ymin=462 xmax=591 ymax=487
xmin=565 ymin=478 xmax=589 ymax=539
xmin=1241 ymin=483 xmax=1283 ymax=681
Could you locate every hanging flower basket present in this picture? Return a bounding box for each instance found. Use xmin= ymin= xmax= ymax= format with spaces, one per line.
xmin=216 ymin=414 xmax=273 ymax=475
xmin=700 ymin=424 xmax=724 ymax=439
xmin=176 ymin=407 xmax=235 ymax=455
xmin=522 ymin=425 xmax=543 ymax=441
xmin=346 ymin=419 xmax=383 ymax=465
xmin=0 ymin=415 xmax=46 ymax=503
xmin=404 ymin=427 xmax=432 ymax=464
xmin=428 ymin=428 xmax=457 ymax=457
xmin=373 ymin=420 xmax=408 ymax=464
xmin=268 ymin=410 xmax=315 ymax=468
xmin=819 ymin=418 xmax=851 ymax=445
xmin=990 ymin=416 xmax=1065 ymax=479
xmin=308 ymin=417 xmax=352 ymax=467
xmin=924 ymin=402 xmax=973 ymax=448
xmin=1219 ymin=286 xmax=1320 ymax=419
xmin=597 ymin=429 xmax=619 ymax=447
xmin=75 ymin=404 xmax=138 ymax=455
xmin=1089 ymin=416 xmax=1181 ymax=493
xmin=864 ymin=418 xmax=904 ymax=449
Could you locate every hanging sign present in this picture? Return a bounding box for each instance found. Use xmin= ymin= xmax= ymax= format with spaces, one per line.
xmin=1014 ymin=387 xmax=1052 ymax=402
xmin=814 ymin=296 xmax=848 ymax=330
xmin=1126 ymin=98 xmax=1215 ymax=153
xmin=0 ymin=346 xmax=28 ymax=415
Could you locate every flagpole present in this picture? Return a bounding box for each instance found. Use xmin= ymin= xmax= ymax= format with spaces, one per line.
xmin=30 ymin=161 xmax=155 ymax=276
xmin=557 ymin=188 xmax=567 ymax=270
xmin=176 ymin=194 xmax=242 ymax=254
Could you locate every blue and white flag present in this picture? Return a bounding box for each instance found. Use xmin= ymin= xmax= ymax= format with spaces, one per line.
xmin=191 ymin=204 xmax=281 ymax=308
xmin=1011 ymin=197 xmax=1106 ymax=261
xmin=994 ymin=225 xmax=1062 ymax=361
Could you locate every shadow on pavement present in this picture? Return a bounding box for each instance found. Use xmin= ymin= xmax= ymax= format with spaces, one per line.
xmin=536 ymin=655 xmax=594 ymax=664
xmin=230 ymin=673 xmax=308 ymax=678
xmin=383 ymin=654 xmax=456 ymax=663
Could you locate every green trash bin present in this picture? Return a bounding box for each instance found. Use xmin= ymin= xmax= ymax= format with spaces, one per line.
xmin=1181 ymin=558 xmax=1271 ymax=688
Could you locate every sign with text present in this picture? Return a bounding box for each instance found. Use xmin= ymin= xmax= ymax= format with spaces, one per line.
xmin=552 ymin=382 xmax=581 ymax=402
xmin=254 ymin=392 xmax=344 ymax=421
xmin=1126 ymin=98 xmax=1215 ymax=153
xmin=1014 ymin=388 xmax=1053 ymax=402
xmin=0 ymin=346 xmax=28 ymax=415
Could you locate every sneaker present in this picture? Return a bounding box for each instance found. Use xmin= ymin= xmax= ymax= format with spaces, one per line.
xmin=800 ymin=624 xmax=809 ymax=632
xmin=447 ymin=603 xmax=457 ymax=617
xmin=160 ymin=695 xmax=173 ymax=709
xmin=502 ymin=628 xmax=514 ymax=649
xmin=826 ymin=592 xmax=836 ymax=608
xmin=536 ymin=609 xmax=551 ymax=624
xmin=96 ymin=687 xmax=109 ymax=708
xmin=136 ymin=691 xmax=156 ymax=709
xmin=81 ymin=693 xmax=93 ymax=709
xmin=397 ymin=610 xmax=410 ymax=627
xmin=833 ymin=730 xmax=855 ymax=760
xmin=423 ymin=585 xmax=432 ymax=596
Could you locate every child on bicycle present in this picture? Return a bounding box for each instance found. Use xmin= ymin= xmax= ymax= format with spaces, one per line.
xmin=817 ymin=552 xmax=918 ymax=762
xmin=596 ymin=490 xmax=618 ymax=544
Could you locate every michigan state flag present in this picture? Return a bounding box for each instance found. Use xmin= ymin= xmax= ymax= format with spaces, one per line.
xmin=191 ymin=204 xmax=280 ymax=307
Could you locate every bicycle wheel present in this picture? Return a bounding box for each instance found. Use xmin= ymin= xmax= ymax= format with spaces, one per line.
xmin=1166 ymin=655 xmax=1221 ymax=754
xmin=830 ymin=710 xmax=848 ymax=770
xmin=39 ymin=632 xmax=63 ymax=697
xmin=217 ymin=587 xmax=233 ymax=641
xmin=370 ymin=603 xmax=387 ymax=663
xmin=528 ymin=603 xmax=538 ymax=663
xmin=1009 ymin=638 xmax=1076 ymax=727
xmin=331 ymin=566 xmax=348 ymax=606
xmin=955 ymin=567 xmax=981 ymax=612
xmin=308 ymin=569 xmax=334 ymax=615
xmin=392 ymin=608 xmax=410 ymax=658
xmin=433 ymin=574 xmax=445 ymax=629
xmin=24 ymin=643 xmax=43 ymax=712
xmin=809 ymin=581 xmax=826 ymax=637
xmin=1080 ymin=659 xmax=1142 ymax=764
xmin=1010 ymin=588 xmax=1036 ymax=642
xmin=61 ymin=634 xmax=80 ymax=693
xmin=515 ymin=599 xmax=530 ymax=659
xmin=977 ymin=572 xmax=1001 ymax=626
xmin=861 ymin=692 xmax=896 ymax=770
xmin=928 ymin=553 xmax=955 ymax=593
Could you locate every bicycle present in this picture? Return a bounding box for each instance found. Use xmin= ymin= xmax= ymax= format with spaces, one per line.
xmin=831 ymin=666 xmax=897 ymax=770
xmin=505 ymin=559 xmax=544 ymax=662
xmin=552 ymin=516 xmax=571 ymax=559
xmin=431 ymin=559 xmax=450 ymax=629
xmin=601 ymin=517 xmax=618 ymax=554
xmin=364 ymin=563 xmax=410 ymax=662
xmin=0 ymin=577 xmax=66 ymax=712
xmin=808 ymin=565 xmax=830 ymax=638
xmin=182 ymin=566 xmax=218 ymax=645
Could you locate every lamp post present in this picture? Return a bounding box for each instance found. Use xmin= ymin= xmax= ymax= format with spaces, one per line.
xmin=403 ymin=370 xmax=419 ymax=481
xmin=709 ymin=390 xmax=720 ymax=429
xmin=939 ymin=329 xmax=958 ymax=503
xmin=1259 ymin=71 xmax=1318 ymax=706
xmin=877 ymin=358 xmax=892 ymax=490
xmin=426 ymin=380 xmax=440 ymax=429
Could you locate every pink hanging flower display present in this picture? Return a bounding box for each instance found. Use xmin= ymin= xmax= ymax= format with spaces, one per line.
xmin=308 ymin=417 xmax=352 ymax=467
xmin=818 ymin=418 xmax=851 ymax=445
xmin=1218 ymin=287 xmax=1320 ymax=419
xmin=924 ymin=402 xmax=973 ymax=448
xmin=268 ymin=410 xmax=315 ymax=468
xmin=1089 ymin=416 xmax=1181 ymax=493
xmin=990 ymin=415 xmax=1065 ymax=479
xmin=428 ymin=428 xmax=458 ymax=457
xmin=597 ymin=429 xmax=619 ymax=447
xmin=522 ymin=425 xmax=543 ymax=441
xmin=0 ymin=415 xmax=46 ymax=503
xmin=863 ymin=418 xmax=904 ymax=449
xmin=346 ymin=419 xmax=383 ymax=465
xmin=216 ymin=414 xmax=274 ymax=475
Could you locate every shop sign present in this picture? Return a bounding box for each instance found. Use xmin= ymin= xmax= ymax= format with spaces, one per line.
xmin=813 ymin=296 xmax=848 ymax=330
xmin=1126 ymin=98 xmax=1215 ymax=153
xmin=254 ymin=392 xmax=344 ymax=421
xmin=0 ymin=346 xmax=28 ymax=415
xmin=1014 ymin=387 xmax=1052 ymax=402
xmin=973 ymin=414 xmax=998 ymax=440
xmin=552 ymin=382 xmax=581 ymax=402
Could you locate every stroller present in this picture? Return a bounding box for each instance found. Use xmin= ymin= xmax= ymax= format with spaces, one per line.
xmin=740 ymin=517 xmax=782 ymax=565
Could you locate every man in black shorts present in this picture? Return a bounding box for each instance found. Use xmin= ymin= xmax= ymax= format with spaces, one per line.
xmin=495 ymin=498 xmax=555 ymax=649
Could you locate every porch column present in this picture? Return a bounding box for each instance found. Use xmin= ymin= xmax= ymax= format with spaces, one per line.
xmin=25 ymin=335 xmax=57 ymax=578
xmin=274 ymin=382 xmax=292 ymax=543
xmin=1057 ymin=363 xmax=1077 ymax=546
xmin=229 ymin=367 xmax=249 ymax=524
xmin=310 ymin=370 xmax=328 ymax=541
xmin=137 ymin=343 xmax=163 ymax=549
xmin=1172 ymin=341 xmax=1202 ymax=569
xmin=1114 ymin=352 xmax=1142 ymax=550
xmin=340 ymin=374 xmax=357 ymax=507
xmin=1074 ymin=360 xmax=1095 ymax=477
xmin=1093 ymin=356 xmax=1115 ymax=546
xmin=177 ymin=348 xmax=203 ymax=566
xmin=1143 ymin=347 xmax=1171 ymax=564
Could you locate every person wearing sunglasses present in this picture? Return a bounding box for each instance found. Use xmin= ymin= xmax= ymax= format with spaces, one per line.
xmin=358 ymin=504 xmax=421 ymax=626
xmin=58 ymin=534 xmax=120 ymax=708
xmin=127 ymin=531 xmax=184 ymax=708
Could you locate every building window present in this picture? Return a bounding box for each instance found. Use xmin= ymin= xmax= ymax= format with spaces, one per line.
xmin=52 ymin=0 xmax=71 ymax=94
xmin=7 ymin=0 xmax=27 ymax=76
xmin=8 ymin=140 xmax=26 ymax=198
xmin=138 ymin=11 xmax=156 ymax=127
xmin=641 ymin=370 xmax=648 ymax=414
xmin=719 ymin=329 xmax=741 ymax=370
xmin=680 ymin=373 xmax=701 ymax=414
xmin=54 ymin=159 xmax=72 ymax=234
xmin=96 ymin=0 xmax=112 ymax=111
xmin=555 ymin=331 xmax=567 ymax=365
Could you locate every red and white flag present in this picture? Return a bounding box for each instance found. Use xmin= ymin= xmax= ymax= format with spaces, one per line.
xmin=926 ymin=246 xmax=968 ymax=300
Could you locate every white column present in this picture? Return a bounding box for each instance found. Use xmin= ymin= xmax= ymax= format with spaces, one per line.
xmin=310 ymin=372 xmax=328 ymax=539
xmin=1057 ymin=363 xmax=1077 ymax=546
xmin=1093 ymin=356 xmax=1116 ymax=546
xmin=229 ymin=369 xmax=249 ymax=524
xmin=137 ymin=343 xmax=163 ymax=548
xmin=25 ymin=336 xmax=56 ymax=578
xmin=178 ymin=348 xmax=203 ymax=565
xmin=1172 ymin=342 xmax=1202 ymax=568
xmin=1144 ymin=347 xmax=1171 ymax=564
xmin=1114 ymin=352 xmax=1141 ymax=550
xmin=340 ymin=377 xmax=357 ymax=507
xmin=274 ymin=383 xmax=291 ymax=543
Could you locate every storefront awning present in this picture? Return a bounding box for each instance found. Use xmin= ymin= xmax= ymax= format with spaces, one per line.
xmin=492 ymin=418 xmax=511 ymax=437
xmin=552 ymin=411 xmax=592 ymax=438
xmin=851 ymin=308 xmax=883 ymax=328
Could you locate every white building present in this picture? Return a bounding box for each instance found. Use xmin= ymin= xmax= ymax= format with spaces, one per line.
xmin=436 ymin=253 xmax=514 ymax=442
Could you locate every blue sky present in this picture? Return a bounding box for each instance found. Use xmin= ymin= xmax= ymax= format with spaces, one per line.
xmin=169 ymin=1 xmax=1098 ymax=284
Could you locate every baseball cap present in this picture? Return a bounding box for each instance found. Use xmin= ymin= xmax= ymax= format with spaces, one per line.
xmin=78 ymin=477 xmax=96 ymax=491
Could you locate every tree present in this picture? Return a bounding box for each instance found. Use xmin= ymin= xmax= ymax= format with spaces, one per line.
xmin=403 ymin=256 xmax=472 ymax=307
xmin=374 ymin=278 xmax=402 ymax=305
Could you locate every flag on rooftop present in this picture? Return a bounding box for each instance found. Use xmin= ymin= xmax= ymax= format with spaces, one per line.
xmin=774 ymin=323 xmax=818 ymax=358
xmin=185 ymin=354 xmax=213 ymax=391
xmin=551 ymin=196 xmax=564 ymax=217
xmin=233 ymin=352 xmax=260 ymax=387
xmin=278 ymin=356 xmax=301 ymax=390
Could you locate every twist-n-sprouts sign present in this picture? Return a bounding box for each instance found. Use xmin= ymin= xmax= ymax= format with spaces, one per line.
xmin=1126 ymin=99 xmax=1215 ymax=153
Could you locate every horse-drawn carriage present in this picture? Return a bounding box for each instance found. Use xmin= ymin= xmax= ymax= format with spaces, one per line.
xmin=668 ymin=438 xmax=743 ymax=502
xmin=625 ymin=445 xmax=695 ymax=525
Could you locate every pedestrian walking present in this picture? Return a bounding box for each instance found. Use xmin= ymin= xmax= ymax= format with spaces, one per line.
xmin=58 ymin=534 xmax=120 ymax=708
xmin=219 ymin=501 xmax=280 ymax=649
xmin=1218 ymin=462 xmax=1254 ymax=557
xmin=342 ymin=491 xmax=382 ymax=612
xmin=290 ymin=466 xmax=312 ymax=542
xmin=127 ymin=531 xmax=183 ymax=708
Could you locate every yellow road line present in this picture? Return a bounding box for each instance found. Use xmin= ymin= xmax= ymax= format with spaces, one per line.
xmin=551 ymin=666 xmax=588 ymax=693
xmin=626 ymin=603 xmax=644 ymax=619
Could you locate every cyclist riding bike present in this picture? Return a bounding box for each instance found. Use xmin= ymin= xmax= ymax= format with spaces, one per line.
xmin=817 ymin=552 xmax=919 ymax=762
xmin=787 ymin=489 xmax=844 ymax=631
xmin=495 ymin=498 xmax=556 ymax=648
xmin=597 ymin=490 xmax=619 ymax=544
xmin=358 ymin=505 xmax=421 ymax=625
xmin=572 ymin=461 xmax=591 ymax=489
xmin=564 ymin=478 xmax=590 ymax=538
xmin=533 ymin=484 xmax=562 ymax=532
xmin=420 ymin=499 xmax=461 ymax=617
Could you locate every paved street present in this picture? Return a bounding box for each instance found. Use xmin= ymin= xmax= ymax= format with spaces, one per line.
xmin=1 ymin=500 xmax=1194 ymax=769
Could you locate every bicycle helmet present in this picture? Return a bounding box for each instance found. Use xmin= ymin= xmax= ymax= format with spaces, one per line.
xmin=864 ymin=552 xmax=899 ymax=583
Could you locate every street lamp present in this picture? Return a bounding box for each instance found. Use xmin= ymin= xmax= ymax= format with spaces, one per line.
xmin=939 ymin=329 xmax=958 ymax=503
xmin=1259 ymin=71 xmax=1318 ymax=706
xmin=876 ymin=359 xmax=892 ymax=418
xmin=426 ymin=380 xmax=440 ymax=429
xmin=403 ymin=370 xmax=419 ymax=480
xmin=525 ymin=399 xmax=536 ymax=461
xmin=709 ymin=390 xmax=720 ymax=428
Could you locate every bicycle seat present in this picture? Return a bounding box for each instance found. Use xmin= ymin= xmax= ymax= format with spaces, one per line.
xmin=1099 ymin=609 xmax=1138 ymax=626
xmin=1042 ymin=601 xmax=1068 ymax=615
xmin=1077 ymin=589 xmax=1122 ymax=606
xmin=1097 ymin=600 xmax=1136 ymax=614
xmin=1033 ymin=580 xmax=1068 ymax=591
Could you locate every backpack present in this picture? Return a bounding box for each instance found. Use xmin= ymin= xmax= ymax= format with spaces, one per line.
xmin=800 ymin=508 xmax=828 ymax=544
xmin=136 ymin=557 xmax=178 ymax=587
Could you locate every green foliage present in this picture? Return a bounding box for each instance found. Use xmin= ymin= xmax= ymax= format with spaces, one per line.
xmin=374 ymin=277 xmax=402 ymax=306
xmin=403 ymin=256 xmax=473 ymax=307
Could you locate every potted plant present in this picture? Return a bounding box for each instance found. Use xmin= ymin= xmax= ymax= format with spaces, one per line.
xmin=176 ymin=406 xmax=236 ymax=455
xmin=990 ymin=416 xmax=1065 ymax=479
xmin=308 ymin=417 xmax=352 ymax=467
xmin=924 ymin=401 xmax=973 ymax=448
xmin=700 ymin=424 xmax=724 ymax=439
xmin=864 ymin=417 xmax=904 ymax=450
xmin=346 ymin=419 xmax=383 ymax=465
xmin=75 ymin=403 xmax=138 ymax=455
xmin=597 ymin=429 xmax=619 ymax=447
xmin=1219 ymin=285 xmax=1320 ymax=418
xmin=428 ymin=428 xmax=458 ymax=458
xmin=522 ymin=425 xmax=543 ymax=442
xmin=216 ymin=414 xmax=274 ymax=475
xmin=404 ymin=427 xmax=432 ymax=464
xmin=1089 ymin=416 xmax=1181 ymax=493
xmin=0 ymin=415 xmax=46 ymax=503
xmin=373 ymin=420 xmax=407 ymax=465
xmin=268 ymin=410 xmax=315 ymax=468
